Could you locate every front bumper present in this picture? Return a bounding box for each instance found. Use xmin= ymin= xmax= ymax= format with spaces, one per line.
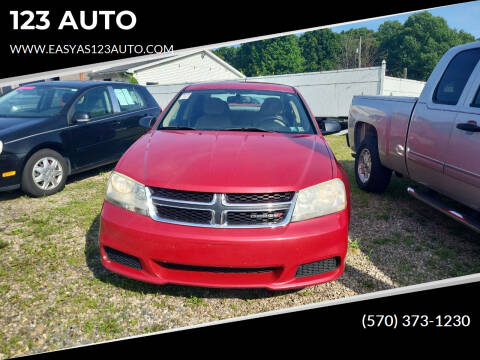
xmin=99 ymin=201 xmax=348 ymax=290
xmin=0 ymin=153 xmax=23 ymax=190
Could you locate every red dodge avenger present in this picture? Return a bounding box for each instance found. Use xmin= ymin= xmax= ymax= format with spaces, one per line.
xmin=99 ymin=82 xmax=350 ymax=290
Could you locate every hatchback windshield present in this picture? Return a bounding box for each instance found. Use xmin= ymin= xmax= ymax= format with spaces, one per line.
xmin=0 ymin=85 xmax=79 ymax=117
xmin=160 ymin=89 xmax=315 ymax=133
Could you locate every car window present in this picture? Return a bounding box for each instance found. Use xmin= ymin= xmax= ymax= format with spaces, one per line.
xmin=112 ymin=86 xmax=146 ymax=112
xmin=72 ymin=87 xmax=113 ymax=120
xmin=433 ymin=48 xmax=480 ymax=105
xmin=0 ymin=85 xmax=78 ymax=117
xmin=51 ymin=88 xmax=76 ymax=108
xmin=160 ymin=89 xmax=315 ymax=134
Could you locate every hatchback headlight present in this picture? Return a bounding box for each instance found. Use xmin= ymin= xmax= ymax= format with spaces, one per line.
xmin=105 ymin=171 xmax=149 ymax=216
xmin=0 ymin=140 xmax=3 ymax=155
xmin=291 ymin=178 xmax=346 ymax=222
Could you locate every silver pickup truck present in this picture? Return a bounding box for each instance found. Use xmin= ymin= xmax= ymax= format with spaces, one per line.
xmin=347 ymin=41 xmax=480 ymax=232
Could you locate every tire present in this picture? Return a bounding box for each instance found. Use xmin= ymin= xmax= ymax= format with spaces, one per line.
xmin=354 ymin=137 xmax=392 ymax=193
xmin=21 ymin=149 xmax=68 ymax=197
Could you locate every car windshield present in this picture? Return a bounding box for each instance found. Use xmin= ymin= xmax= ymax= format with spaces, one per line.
xmin=159 ymin=89 xmax=315 ymax=134
xmin=0 ymin=85 xmax=79 ymax=118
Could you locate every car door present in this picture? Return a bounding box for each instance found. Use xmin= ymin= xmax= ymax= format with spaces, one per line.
xmin=67 ymin=86 xmax=118 ymax=169
xmin=443 ymin=63 xmax=480 ymax=211
xmin=109 ymin=84 xmax=156 ymax=155
xmin=406 ymin=48 xmax=480 ymax=195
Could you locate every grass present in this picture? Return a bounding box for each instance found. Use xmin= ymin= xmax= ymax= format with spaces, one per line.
xmin=1 ymin=137 xmax=480 ymax=358
xmin=185 ymin=295 xmax=207 ymax=307
xmin=348 ymin=240 xmax=360 ymax=253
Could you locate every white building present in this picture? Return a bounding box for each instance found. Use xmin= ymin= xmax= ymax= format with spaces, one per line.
xmin=89 ymin=49 xmax=245 ymax=85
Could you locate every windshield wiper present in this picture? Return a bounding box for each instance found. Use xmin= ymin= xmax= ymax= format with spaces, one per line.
xmin=224 ymin=127 xmax=274 ymax=133
xmin=158 ymin=126 xmax=196 ymax=130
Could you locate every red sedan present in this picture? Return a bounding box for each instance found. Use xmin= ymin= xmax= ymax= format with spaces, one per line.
xmin=99 ymin=82 xmax=350 ymax=290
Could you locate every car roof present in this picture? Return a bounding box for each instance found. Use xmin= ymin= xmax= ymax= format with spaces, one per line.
xmin=184 ymin=81 xmax=296 ymax=93
xmin=20 ymin=80 xmax=141 ymax=89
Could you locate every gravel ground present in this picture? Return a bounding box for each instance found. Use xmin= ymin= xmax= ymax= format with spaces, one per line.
xmin=1 ymin=135 xmax=479 ymax=358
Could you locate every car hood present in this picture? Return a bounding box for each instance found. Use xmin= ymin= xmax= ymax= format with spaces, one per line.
xmin=0 ymin=116 xmax=57 ymax=143
xmin=116 ymin=130 xmax=334 ymax=193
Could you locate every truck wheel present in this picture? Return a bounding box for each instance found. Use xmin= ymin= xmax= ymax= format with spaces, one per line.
xmin=21 ymin=149 xmax=68 ymax=197
xmin=355 ymin=138 xmax=391 ymax=193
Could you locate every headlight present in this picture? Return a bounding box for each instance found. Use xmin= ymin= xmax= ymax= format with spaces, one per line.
xmin=0 ymin=141 xmax=3 ymax=155
xmin=291 ymin=178 xmax=346 ymax=222
xmin=105 ymin=171 xmax=148 ymax=216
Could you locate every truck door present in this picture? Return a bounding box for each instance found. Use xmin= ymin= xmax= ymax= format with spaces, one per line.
xmin=406 ymin=48 xmax=480 ymax=196
xmin=443 ymin=64 xmax=480 ymax=212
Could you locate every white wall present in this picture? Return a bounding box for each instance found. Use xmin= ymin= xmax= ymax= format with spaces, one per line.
xmin=146 ymin=67 xmax=426 ymax=118
xmin=246 ymin=67 xmax=384 ymax=118
xmin=147 ymin=83 xmax=191 ymax=109
xmin=382 ymin=76 xmax=425 ymax=97
xmin=147 ymin=67 xmax=384 ymax=117
xmin=133 ymin=52 xmax=244 ymax=86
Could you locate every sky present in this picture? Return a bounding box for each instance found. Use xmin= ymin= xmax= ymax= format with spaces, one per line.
xmin=330 ymin=1 xmax=480 ymax=39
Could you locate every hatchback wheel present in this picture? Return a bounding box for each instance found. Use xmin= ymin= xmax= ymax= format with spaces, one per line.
xmin=21 ymin=149 xmax=68 ymax=197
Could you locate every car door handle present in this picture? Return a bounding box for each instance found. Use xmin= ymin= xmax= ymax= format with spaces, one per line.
xmin=457 ymin=122 xmax=480 ymax=132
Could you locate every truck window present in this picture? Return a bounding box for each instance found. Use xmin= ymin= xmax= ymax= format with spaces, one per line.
xmin=433 ymin=48 xmax=480 ymax=105
xmin=472 ymin=87 xmax=480 ymax=108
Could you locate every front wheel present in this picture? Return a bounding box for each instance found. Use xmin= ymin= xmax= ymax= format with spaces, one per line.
xmin=354 ymin=138 xmax=392 ymax=193
xmin=21 ymin=149 xmax=68 ymax=197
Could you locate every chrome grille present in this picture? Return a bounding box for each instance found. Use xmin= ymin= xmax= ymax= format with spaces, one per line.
xmin=226 ymin=210 xmax=288 ymax=225
xmin=226 ymin=192 xmax=294 ymax=204
xmin=147 ymin=188 xmax=297 ymax=228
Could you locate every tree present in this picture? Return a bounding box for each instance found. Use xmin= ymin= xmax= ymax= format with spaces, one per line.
xmin=126 ymin=73 xmax=138 ymax=84
xmin=213 ymin=46 xmax=238 ymax=68
xmin=214 ymin=12 xmax=476 ymax=80
xmin=299 ymin=29 xmax=341 ymax=72
xmin=217 ymin=36 xmax=304 ymax=76
xmin=378 ymin=12 xmax=475 ymax=80
xmin=234 ymin=41 xmax=265 ymax=76
xmin=259 ymin=35 xmax=304 ymax=75
xmin=337 ymin=28 xmax=380 ymax=69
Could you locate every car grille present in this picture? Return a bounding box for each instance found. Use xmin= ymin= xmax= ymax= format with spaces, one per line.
xmin=225 ymin=192 xmax=294 ymax=204
xmin=158 ymin=262 xmax=280 ymax=274
xmin=155 ymin=205 xmax=213 ymax=224
xmin=295 ymin=257 xmax=340 ymax=278
xmin=226 ymin=210 xmax=288 ymax=225
xmin=148 ymin=188 xmax=296 ymax=228
xmin=150 ymin=187 xmax=214 ymax=203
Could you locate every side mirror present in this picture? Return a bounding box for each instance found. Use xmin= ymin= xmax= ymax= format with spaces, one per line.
xmin=73 ymin=111 xmax=90 ymax=123
xmin=318 ymin=119 xmax=342 ymax=135
xmin=139 ymin=115 xmax=156 ymax=129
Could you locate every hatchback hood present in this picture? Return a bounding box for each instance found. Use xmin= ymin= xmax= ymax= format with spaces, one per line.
xmin=116 ymin=130 xmax=334 ymax=193
xmin=0 ymin=117 xmax=56 ymax=143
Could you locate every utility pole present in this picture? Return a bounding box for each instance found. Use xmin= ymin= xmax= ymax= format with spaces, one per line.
xmin=358 ymin=36 xmax=362 ymax=68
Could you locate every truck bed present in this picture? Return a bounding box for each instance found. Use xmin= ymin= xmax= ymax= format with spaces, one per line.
xmin=348 ymin=95 xmax=418 ymax=176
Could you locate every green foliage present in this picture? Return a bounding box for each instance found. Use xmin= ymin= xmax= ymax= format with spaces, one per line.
xmin=260 ymin=36 xmax=304 ymax=75
xmin=214 ymin=11 xmax=476 ymax=81
xmin=214 ymin=47 xmax=239 ymax=67
xmin=378 ymin=12 xmax=476 ymax=80
xmin=126 ymin=73 xmax=139 ymax=84
xmin=215 ymin=36 xmax=304 ymax=76
xmin=337 ymin=28 xmax=379 ymax=69
xmin=299 ymin=29 xmax=341 ymax=72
